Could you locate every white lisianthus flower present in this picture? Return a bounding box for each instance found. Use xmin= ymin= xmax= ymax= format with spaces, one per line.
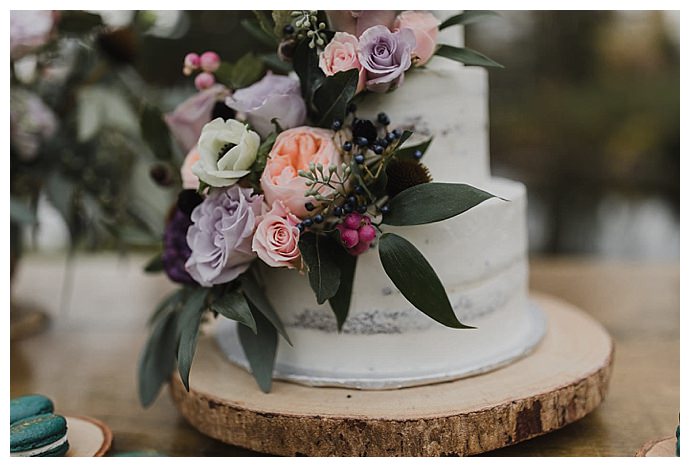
xmin=193 ymin=118 xmax=260 ymax=188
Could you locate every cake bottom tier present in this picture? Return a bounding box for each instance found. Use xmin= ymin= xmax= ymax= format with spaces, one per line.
xmin=214 ymin=177 xmax=544 ymax=389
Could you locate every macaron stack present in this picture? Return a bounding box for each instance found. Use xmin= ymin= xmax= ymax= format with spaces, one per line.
xmin=10 ymin=395 xmax=69 ymax=457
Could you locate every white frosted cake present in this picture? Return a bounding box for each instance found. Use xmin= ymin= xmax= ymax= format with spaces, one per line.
xmin=216 ymin=13 xmax=546 ymax=389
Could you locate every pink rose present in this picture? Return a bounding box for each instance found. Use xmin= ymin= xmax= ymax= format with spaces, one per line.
xmin=260 ymin=126 xmax=341 ymax=218
xmin=394 ymin=11 xmax=439 ymax=66
xmin=252 ymin=201 xmax=302 ymax=269
xmin=319 ymin=32 xmax=366 ymax=93
xmin=164 ymin=84 xmax=229 ymax=153
xmin=326 ymin=10 xmax=396 ymax=36
xmin=180 ymin=149 xmax=200 ymax=190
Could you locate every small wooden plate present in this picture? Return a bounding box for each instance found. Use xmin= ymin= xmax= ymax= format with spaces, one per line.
xmin=170 ymin=293 xmax=614 ymax=456
xmin=635 ymin=437 xmax=677 ymax=457
xmin=65 ymin=415 xmax=113 ymax=457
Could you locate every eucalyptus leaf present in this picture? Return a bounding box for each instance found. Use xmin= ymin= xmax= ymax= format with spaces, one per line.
xmin=314 ymin=69 xmax=359 ymax=128
xmin=382 ymin=182 xmax=496 ymax=226
xmin=240 ymin=272 xmax=291 ymax=344
xmin=435 ymin=45 xmax=504 ymax=68
xmin=259 ymin=53 xmax=294 ymax=74
xmin=298 ymin=232 xmax=341 ymax=305
xmin=147 ymin=288 xmax=185 ymax=327
xmin=10 ymin=197 xmax=36 ymax=225
xmin=328 ymin=252 xmax=357 ymax=331
xmin=138 ymin=308 xmax=178 ymax=407
xmin=176 ymin=288 xmax=209 ymax=391
xmin=211 ymin=289 xmax=257 ymax=334
xmin=378 ymin=233 xmax=473 ymax=329
xmin=227 ymin=53 xmax=265 ymax=89
xmin=144 ymin=252 xmax=164 ymax=273
xmin=238 ymin=304 xmax=278 ymax=393
xmin=439 ymin=11 xmax=499 ymax=30
xmin=394 ymin=137 xmax=434 ymax=161
xmin=241 ymin=18 xmax=278 ymax=47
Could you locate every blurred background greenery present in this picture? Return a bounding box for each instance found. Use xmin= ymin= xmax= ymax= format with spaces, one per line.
xmin=10 ymin=10 xmax=679 ymax=260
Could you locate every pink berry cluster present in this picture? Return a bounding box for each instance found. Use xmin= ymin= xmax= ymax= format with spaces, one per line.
xmin=183 ymin=51 xmax=221 ymax=91
xmin=336 ymin=213 xmax=377 ymax=256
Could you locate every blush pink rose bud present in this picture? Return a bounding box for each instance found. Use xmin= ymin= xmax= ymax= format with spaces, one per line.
xmin=194 ymin=72 xmax=215 ymax=91
xmin=343 ymin=212 xmax=363 ymax=230
xmin=180 ymin=149 xmax=201 ymax=190
xmin=340 ymin=228 xmax=360 ymax=249
xmin=200 ymin=51 xmax=220 ymax=73
xmin=260 ymin=126 xmax=341 ymax=218
xmin=318 ymin=32 xmax=366 ymax=93
xmin=252 ymin=201 xmax=302 ymax=269
xmin=183 ymin=52 xmax=200 ymax=75
xmin=394 ymin=11 xmax=440 ymax=66
xmin=358 ymin=224 xmax=377 ymax=243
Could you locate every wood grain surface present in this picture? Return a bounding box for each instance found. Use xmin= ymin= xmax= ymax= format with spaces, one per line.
xmin=169 ymin=295 xmax=613 ymax=456
xmin=9 ymin=254 xmax=679 ymax=456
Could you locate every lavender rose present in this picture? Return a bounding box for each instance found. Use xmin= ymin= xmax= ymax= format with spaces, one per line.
xmin=164 ymin=84 xmax=229 ymax=153
xmin=357 ymin=25 xmax=416 ymax=93
xmin=185 ymin=185 xmax=263 ymax=287
xmin=225 ymin=73 xmax=306 ymax=138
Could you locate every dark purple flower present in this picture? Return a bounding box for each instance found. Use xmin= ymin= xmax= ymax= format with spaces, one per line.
xmin=162 ymin=207 xmax=196 ymax=284
xmin=357 ymin=25 xmax=416 ymax=93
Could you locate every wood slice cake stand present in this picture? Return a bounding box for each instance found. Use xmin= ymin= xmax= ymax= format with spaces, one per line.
xmin=635 ymin=437 xmax=677 ymax=457
xmin=170 ymin=293 xmax=614 ymax=456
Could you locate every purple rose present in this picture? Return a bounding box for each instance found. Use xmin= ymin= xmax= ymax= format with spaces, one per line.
xmin=326 ymin=11 xmax=396 ymax=36
xmin=357 ymin=25 xmax=416 ymax=93
xmin=185 ymin=185 xmax=263 ymax=287
xmin=164 ymin=84 xmax=229 ymax=153
xmin=225 ymin=73 xmax=306 ymax=138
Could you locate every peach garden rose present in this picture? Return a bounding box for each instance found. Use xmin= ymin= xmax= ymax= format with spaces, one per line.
xmin=252 ymin=200 xmax=302 ymax=269
xmin=260 ymin=126 xmax=341 ymax=218
xmin=318 ymin=32 xmax=366 ymax=93
xmin=394 ymin=11 xmax=440 ymax=66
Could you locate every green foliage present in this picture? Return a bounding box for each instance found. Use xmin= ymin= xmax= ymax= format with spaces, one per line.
xmin=293 ymin=38 xmax=325 ymax=114
xmin=382 ymin=182 xmax=497 ymax=226
xmin=143 ymin=252 xmax=164 ymax=273
xmin=138 ymin=307 xmax=179 ymax=407
xmin=140 ymin=104 xmax=172 ymax=161
xmin=176 ymin=288 xmax=209 ymax=391
xmin=210 ymin=288 xmax=257 ymax=334
xmin=238 ymin=304 xmax=278 ymax=393
xmin=328 ymin=252 xmax=357 ymax=331
xmin=378 ymin=233 xmax=474 ymax=329
xmin=241 ymin=18 xmax=278 ymax=48
xmin=240 ymin=271 xmax=291 ymax=344
xmin=10 ymin=197 xmax=36 ymax=225
xmin=314 ymin=69 xmax=359 ymax=127
xmin=393 ymin=137 xmax=434 ymax=161
xmin=216 ymin=54 xmax=266 ymax=89
xmin=435 ymin=45 xmax=504 ymax=68
xmin=57 ymin=11 xmax=103 ymax=34
xmin=298 ymin=232 xmax=341 ymax=305
xmin=439 ymin=11 xmax=499 ymax=30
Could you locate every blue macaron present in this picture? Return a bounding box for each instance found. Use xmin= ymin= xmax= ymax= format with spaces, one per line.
xmin=10 ymin=413 xmax=69 ymax=457
xmin=10 ymin=394 xmax=54 ymax=424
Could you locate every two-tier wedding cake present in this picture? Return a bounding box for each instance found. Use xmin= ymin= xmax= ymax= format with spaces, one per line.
xmin=215 ymin=12 xmax=545 ymax=389
xmin=139 ymin=9 xmax=546 ymax=405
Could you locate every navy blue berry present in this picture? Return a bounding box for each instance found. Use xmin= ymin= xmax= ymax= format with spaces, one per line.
xmin=357 ymin=204 xmax=368 ymax=214
xmin=354 ymin=154 xmax=365 ymax=164
xmin=313 ymin=214 xmax=324 ymax=224
xmin=380 ymin=204 xmax=391 ymax=214
xmin=413 ymin=149 xmax=423 ymax=160
xmin=377 ymin=112 xmax=390 ymax=125
xmin=373 ymin=145 xmax=384 ymax=155
xmin=305 ymin=202 xmax=316 ymax=211
xmin=355 ymin=136 xmax=369 ymax=147
xmin=333 ymin=206 xmax=343 ymax=216
xmin=342 ymin=141 xmax=353 ymax=152
xmin=331 ymin=119 xmax=342 ymax=131
xmin=302 ymin=218 xmax=314 ymax=227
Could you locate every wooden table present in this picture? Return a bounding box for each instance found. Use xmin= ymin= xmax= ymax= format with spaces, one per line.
xmin=10 ymin=254 xmax=679 ymax=456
